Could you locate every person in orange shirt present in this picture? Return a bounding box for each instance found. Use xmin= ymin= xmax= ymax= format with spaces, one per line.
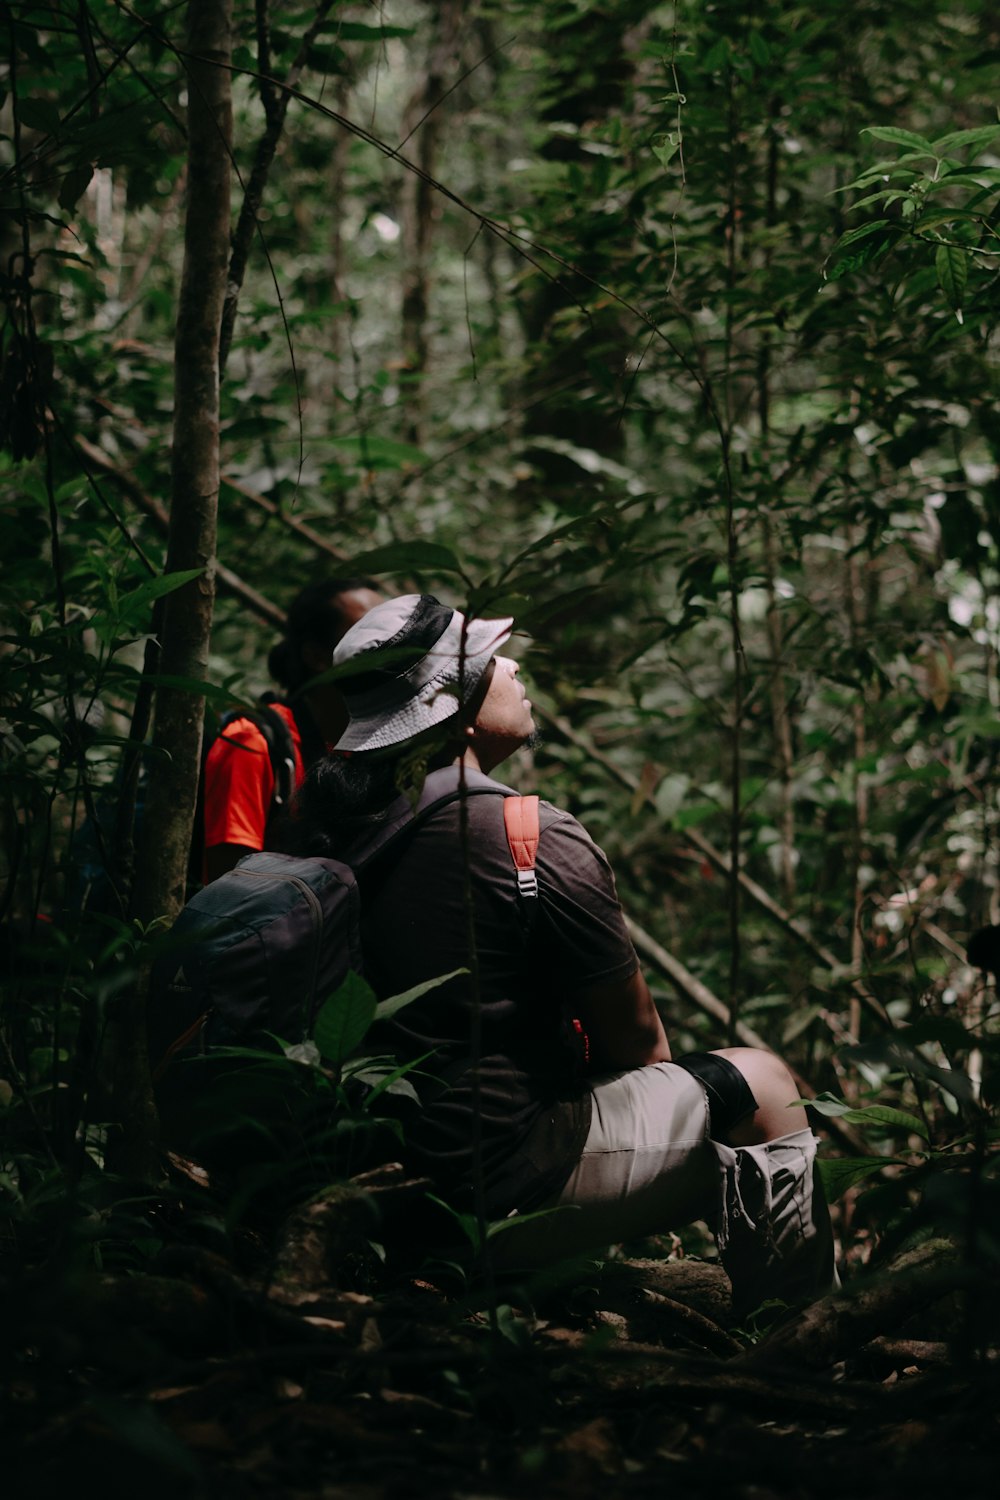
xmin=202 ymin=578 xmax=381 ymax=882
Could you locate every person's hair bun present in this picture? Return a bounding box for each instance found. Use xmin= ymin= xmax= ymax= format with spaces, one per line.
xmin=268 ymin=638 xmax=299 ymax=690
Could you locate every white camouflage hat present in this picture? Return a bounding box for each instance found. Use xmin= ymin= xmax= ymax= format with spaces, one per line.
xmin=332 ymin=593 xmax=513 ymax=753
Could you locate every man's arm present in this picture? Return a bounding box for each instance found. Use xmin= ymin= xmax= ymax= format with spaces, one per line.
xmin=575 ymin=967 xmax=671 ymax=1072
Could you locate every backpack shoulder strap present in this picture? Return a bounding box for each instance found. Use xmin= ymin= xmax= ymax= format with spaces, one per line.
xmin=503 ymin=795 xmax=540 ymax=900
xmin=212 ymin=703 xmax=297 ymax=805
xmin=245 ymin=703 xmax=297 ymax=809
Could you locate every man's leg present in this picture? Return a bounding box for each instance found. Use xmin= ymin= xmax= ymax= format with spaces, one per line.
xmin=492 ymin=1051 xmax=837 ymax=1321
xmin=701 ymin=1047 xmax=838 ymax=1321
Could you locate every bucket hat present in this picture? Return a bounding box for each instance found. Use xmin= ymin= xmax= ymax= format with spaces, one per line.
xmin=332 ymin=593 xmax=513 ymax=753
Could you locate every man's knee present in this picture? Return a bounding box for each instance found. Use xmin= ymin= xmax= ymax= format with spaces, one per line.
xmin=710 ymin=1047 xmax=808 ymax=1144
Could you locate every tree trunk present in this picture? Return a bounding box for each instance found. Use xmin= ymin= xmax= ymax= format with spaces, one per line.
xmin=115 ymin=0 xmax=232 ymax=1179
xmin=399 ymin=0 xmax=463 ymax=447
xmin=132 ymin=0 xmax=232 ymax=927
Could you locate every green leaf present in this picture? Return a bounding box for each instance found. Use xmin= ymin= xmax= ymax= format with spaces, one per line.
xmin=495 ymin=1303 xmax=533 ymax=1350
xmin=838 ymin=1104 xmax=930 ymax=1139
xmin=673 ymin=802 xmax=719 ymax=830
xmin=651 ymin=132 xmax=680 ymax=169
xmin=798 ymin=1092 xmax=860 ymax=1117
xmin=818 ymin=1156 xmax=898 ymax=1200
xmin=935 ymin=243 xmax=968 ymax=314
xmin=58 ymin=165 xmax=93 ymax=211
xmin=932 ymin=125 xmax=1000 ymax=154
xmin=748 ymin=30 xmax=770 ymax=67
xmin=425 ymin=1193 xmax=481 ymax=1249
xmin=314 ymin=971 xmax=378 ymax=1064
xmin=17 ymin=98 xmax=63 ymax=134
xmin=373 ymin=968 xmax=469 ymax=1022
xmin=826 ymin=230 xmax=896 ymax=280
xmin=330 ymin=435 xmax=426 ymax=469
xmin=120 ymin=568 xmax=205 ymax=616
xmin=802 ymin=1095 xmax=929 ymax=1139
xmin=861 ymin=126 xmax=934 ymax=153
xmin=834 ymin=219 xmax=894 ymax=250
xmin=849 ymin=190 xmax=908 ymax=213
xmin=914 ymin=210 xmax=981 ymax=234
xmin=348 ymin=1053 xmax=429 ymax=1105
xmin=138 ymin=674 xmax=252 ymax=710
xmin=347 ymin=540 xmax=463 ymax=576
xmin=90 ymin=569 xmax=205 ymax=644
xmin=485 ymin=1202 xmax=582 ymax=1240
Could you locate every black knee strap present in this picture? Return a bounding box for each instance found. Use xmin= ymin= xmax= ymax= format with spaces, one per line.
xmin=674 ymin=1051 xmax=759 ymax=1139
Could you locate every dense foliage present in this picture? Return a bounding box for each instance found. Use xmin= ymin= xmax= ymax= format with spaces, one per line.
xmin=2 ymin=0 xmax=999 ymax=1315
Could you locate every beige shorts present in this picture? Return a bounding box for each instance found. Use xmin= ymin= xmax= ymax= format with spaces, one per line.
xmin=493 ymin=1062 xmax=718 ymax=1266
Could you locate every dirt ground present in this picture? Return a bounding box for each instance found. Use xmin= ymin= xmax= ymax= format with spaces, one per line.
xmin=5 ymin=1167 xmax=998 ymax=1499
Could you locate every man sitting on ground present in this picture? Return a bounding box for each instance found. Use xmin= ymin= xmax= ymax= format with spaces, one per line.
xmin=294 ymin=593 xmax=836 ymax=1315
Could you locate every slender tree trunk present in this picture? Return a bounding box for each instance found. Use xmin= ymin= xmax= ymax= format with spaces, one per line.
xmin=133 ymin=0 xmax=232 ymax=927
xmin=115 ymin=0 xmax=232 ymax=1179
xmin=325 ymin=75 xmax=352 ymax=408
xmin=846 ymin=532 xmax=869 ymax=1054
xmin=218 ymin=0 xmax=337 ymax=376
xmin=758 ymin=99 xmax=797 ymax=910
xmin=764 ymin=514 xmax=797 ymax=906
xmin=399 ymin=0 xmax=463 ymax=447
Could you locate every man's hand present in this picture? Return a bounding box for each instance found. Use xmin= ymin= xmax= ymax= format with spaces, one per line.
xmin=575 ymin=968 xmax=670 ymax=1072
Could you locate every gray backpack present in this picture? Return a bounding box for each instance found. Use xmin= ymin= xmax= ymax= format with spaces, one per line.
xmin=147 ymin=767 xmax=535 ymax=1090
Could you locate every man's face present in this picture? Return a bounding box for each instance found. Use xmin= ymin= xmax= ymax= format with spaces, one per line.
xmin=471 ymin=654 xmax=535 ymax=763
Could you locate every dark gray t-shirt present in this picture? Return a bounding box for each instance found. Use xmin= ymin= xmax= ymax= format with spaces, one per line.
xmin=356 ymin=778 xmax=639 ymax=1215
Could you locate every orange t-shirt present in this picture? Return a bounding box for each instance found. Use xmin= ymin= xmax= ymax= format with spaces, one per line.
xmin=203 ymin=703 xmax=306 ymax=852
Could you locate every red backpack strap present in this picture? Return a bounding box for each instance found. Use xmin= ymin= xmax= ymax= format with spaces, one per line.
xmin=503 ymin=794 xmax=540 ymax=900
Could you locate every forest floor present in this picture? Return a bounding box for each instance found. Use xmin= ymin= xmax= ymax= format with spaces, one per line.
xmin=4 ymin=1160 xmax=999 ymax=1500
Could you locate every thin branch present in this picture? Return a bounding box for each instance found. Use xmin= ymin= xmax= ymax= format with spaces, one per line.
xmin=395 ymin=31 xmax=517 ymax=151
xmin=73 ymin=437 xmax=286 ymax=628
xmin=219 ymin=474 xmax=350 ymax=562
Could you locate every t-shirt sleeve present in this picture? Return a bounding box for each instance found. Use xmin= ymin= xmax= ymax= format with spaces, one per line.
xmin=533 ymin=805 xmax=639 ymax=988
xmin=203 ymin=720 xmax=275 ymax=851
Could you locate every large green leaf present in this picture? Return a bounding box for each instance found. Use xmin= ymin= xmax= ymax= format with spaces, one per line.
xmin=89 ymin=569 xmax=205 ymax=644
xmin=347 ymin=540 xmax=463 ymax=576
xmin=330 ymin=436 xmax=426 ymax=468
xmin=314 ymin=972 xmax=378 ymax=1065
xmin=374 ymin=968 xmax=469 ymax=1022
xmin=803 ymin=1095 xmax=929 ymax=1140
xmin=817 ymin=1156 xmax=900 ymax=1200
xmin=932 ymin=125 xmax=1000 ymax=154
xmin=935 ymin=243 xmax=968 ymax=315
xmin=861 ymin=126 xmax=934 ymax=153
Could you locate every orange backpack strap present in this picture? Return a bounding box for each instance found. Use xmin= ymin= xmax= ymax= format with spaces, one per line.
xmin=503 ymin=794 xmax=540 ymax=900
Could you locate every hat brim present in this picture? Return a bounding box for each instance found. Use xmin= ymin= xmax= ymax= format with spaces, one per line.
xmin=334 ymin=611 xmax=513 ymax=753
